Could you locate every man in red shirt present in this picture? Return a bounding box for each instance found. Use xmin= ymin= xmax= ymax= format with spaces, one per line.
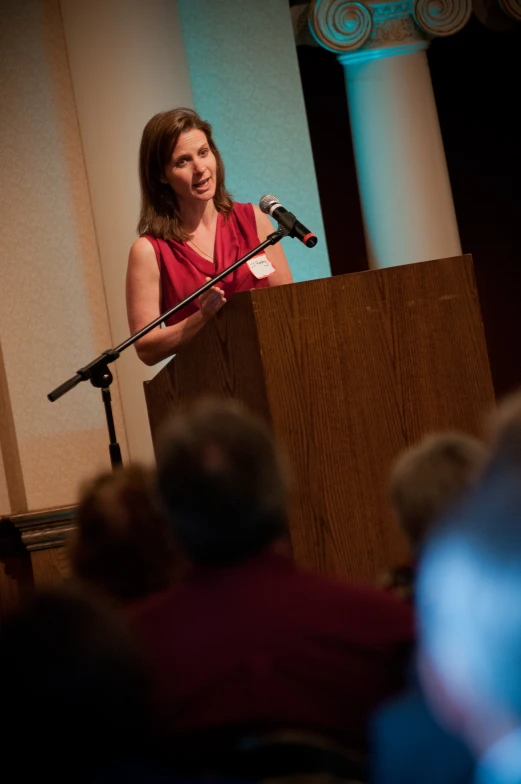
xmin=130 ymin=399 xmax=413 ymax=757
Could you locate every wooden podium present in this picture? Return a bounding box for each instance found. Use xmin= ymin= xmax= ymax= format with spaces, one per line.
xmin=144 ymin=255 xmax=495 ymax=581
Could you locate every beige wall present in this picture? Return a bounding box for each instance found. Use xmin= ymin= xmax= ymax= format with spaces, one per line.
xmin=0 ymin=0 xmax=125 ymax=514
xmin=60 ymin=0 xmax=193 ymax=465
xmin=0 ymin=0 xmax=192 ymax=514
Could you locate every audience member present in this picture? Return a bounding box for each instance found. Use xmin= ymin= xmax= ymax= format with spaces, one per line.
xmin=383 ymin=431 xmax=487 ymax=601
xmin=372 ymin=685 xmax=475 ymax=784
xmin=372 ymin=431 xmax=487 ymax=784
xmin=128 ymin=398 xmax=414 ymax=776
xmin=417 ymin=394 xmax=521 ymax=783
xmin=488 ymin=388 xmax=521 ymax=462
xmin=0 ymin=587 xmax=158 ymax=782
xmin=72 ymin=464 xmax=179 ymax=604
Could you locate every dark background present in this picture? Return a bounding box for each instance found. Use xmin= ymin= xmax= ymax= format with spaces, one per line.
xmin=290 ymin=5 xmax=521 ymax=399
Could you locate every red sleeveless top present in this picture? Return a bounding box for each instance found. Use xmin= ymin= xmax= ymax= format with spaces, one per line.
xmin=144 ymin=202 xmax=270 ymax=326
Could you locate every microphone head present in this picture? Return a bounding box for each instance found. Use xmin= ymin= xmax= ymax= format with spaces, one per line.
xmin=259 ymin=194 xmax=279 ymax=215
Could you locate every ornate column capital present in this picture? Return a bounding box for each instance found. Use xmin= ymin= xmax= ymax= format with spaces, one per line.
xmin=309 ymin=0 xmax=473 ymax=61
xmin=498 ymin=0 xmax=521 ymax=20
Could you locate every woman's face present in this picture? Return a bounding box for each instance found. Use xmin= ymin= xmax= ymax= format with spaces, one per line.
xmin=162 ymin=129 xmax=217 ymax=204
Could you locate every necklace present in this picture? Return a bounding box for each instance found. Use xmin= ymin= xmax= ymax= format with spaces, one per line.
xmin=188 ymin=237 xmax=214 ymax=261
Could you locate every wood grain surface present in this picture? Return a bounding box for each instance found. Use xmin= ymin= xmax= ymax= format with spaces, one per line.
xmin=145 ymin=256 xmax=495 ymax=581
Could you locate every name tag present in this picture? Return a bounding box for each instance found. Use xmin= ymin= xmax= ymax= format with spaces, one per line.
xmin=247 ymin=254 xmax=276 ymax=279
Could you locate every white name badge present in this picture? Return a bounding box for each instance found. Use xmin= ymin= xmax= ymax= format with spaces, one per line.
xmin=247 ymin=254 xmax=276 ymax=280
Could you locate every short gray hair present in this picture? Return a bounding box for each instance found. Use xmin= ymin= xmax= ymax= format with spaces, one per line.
xmin=390 ymin=432 xmax=487 ymax=549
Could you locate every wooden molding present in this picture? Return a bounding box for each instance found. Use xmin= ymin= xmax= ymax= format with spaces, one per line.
xmin=2 ymin=506 xmax=77 ymax=552
xmin=0 ymin=340 xmax=28 ymax=513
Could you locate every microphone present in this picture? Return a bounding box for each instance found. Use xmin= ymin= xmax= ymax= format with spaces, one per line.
xmin=259 ymin=195 xmax=318 ymax=248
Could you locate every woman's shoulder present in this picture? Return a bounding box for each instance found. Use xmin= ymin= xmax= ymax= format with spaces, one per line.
xmin=230 ymin=201 xmax=254 ymax=216
xmin=131 ymin=234 xmax=156 ymax=251
xmin=227 ymin=202 xmax=274 ymax=241
xmin=229 ymin=201 xmax=259 ymax=227
xmin=129 ymin=235 xmax=161 ymax=264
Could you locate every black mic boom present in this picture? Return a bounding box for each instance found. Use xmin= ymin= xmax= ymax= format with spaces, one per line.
xmin=259 ymin=195 xmax=318 ymax=248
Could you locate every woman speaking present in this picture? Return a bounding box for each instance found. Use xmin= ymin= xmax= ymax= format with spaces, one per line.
xmin=126 ymin=108 xmax=293 ymax=367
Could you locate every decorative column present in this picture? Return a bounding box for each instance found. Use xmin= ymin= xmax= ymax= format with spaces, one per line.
xmin=309 ymin=0 xmax=472 ymax=269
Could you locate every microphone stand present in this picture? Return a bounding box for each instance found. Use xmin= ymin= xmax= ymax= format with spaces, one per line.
xmin=47 ymin=227 xmax=289 ymax=470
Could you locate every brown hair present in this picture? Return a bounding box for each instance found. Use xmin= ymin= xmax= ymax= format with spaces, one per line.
xmin=390 ymin=432 xmax=487 ymax=550
xmin=72 ymin=464 xmax=177 ymax=602
xmin=137 ymin=107 xmax=233 ymax=241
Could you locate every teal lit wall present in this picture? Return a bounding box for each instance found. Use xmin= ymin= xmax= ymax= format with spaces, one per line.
xmin=177 ymin=0 xmax=330 ymax=282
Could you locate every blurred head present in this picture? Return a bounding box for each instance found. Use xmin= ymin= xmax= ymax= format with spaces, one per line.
xmin=417 ymin=461 xmax=521 ymax=753
xmin=72 ymin=464 xmax=176 ymax=603
xmin=156 ymin=398 xmax=289 ymax=567
xmin=0 ymin=587 xmax=151 ymax=778
xmin=138 ymin=107 xmax=232 ymax=240
xmin=390 ymin=432 xmax=487 ymax=552
xmin=488 ymin=388 xmax=521 ymax=465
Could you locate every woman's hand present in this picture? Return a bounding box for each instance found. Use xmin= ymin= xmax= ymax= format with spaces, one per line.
xmin=127 ymin=241 xmax=226 ymax=366
xmin=198 ymin=277 xmax=226 ymax=321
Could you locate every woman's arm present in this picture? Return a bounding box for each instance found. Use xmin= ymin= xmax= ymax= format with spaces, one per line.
xmin=252 ymin=205 xmax=294 ymax=287
xmin=126 ymin=237 xmax=225 ymax=366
